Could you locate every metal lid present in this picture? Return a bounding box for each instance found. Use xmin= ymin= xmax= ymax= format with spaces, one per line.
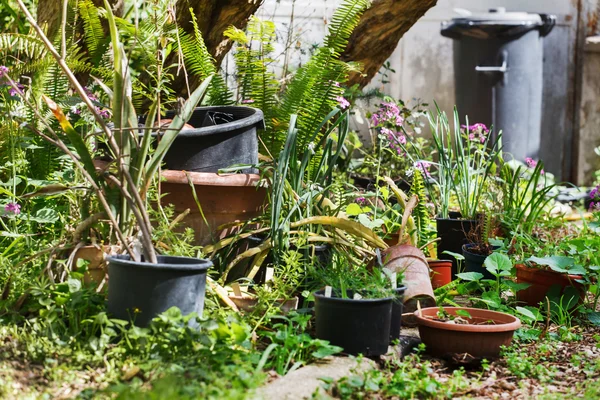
xmin=449 ymin=7 xmax=542 ymax=26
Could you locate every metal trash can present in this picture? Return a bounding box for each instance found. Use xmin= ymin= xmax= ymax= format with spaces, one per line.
xmin=441 ymin=8 xmax=556 ymax=162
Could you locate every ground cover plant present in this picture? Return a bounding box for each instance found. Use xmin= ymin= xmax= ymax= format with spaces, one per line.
xmin=1 ymin=0 xmax=600 ymax=398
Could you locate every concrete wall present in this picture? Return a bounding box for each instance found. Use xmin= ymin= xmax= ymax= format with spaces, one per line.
xmin=252 ymin=0 xmax=600 ymax=182
xmin=578 ymin=37 xmax=600 ymax=184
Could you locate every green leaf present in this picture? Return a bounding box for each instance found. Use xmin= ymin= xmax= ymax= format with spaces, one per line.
xmin=29 ymin=208 xmax=59 ymax=223
xmin=526 ymin=256 xmax=575 ymax=274
xmin=67 ymin=278 xmax=82 ymax=293
xmin=479 ymin=291 xmax=502 ymax=308
xmin=504 ymin=281 xmax=531 ymax=293
xmin=484 ymin=253 xmax=512 ymax=275
xmin=312 ymin=344 xmax=343 ymax=358
xmin=515 ymin=306 xmax=541 ymax=322
xmin=456 ymin=272 xmax=483 ymax=281
xmin=588 ymin=312 xmax=600 ymax=326
xmin=442 ymin=250 xmax=464 ymax=261
xmin=455 ymin=309 xmax=472 ymax=319
xmin=345 ymin=203 xmax=363 ymax=216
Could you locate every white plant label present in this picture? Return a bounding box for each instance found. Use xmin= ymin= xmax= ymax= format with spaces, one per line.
xmin=265 ymin=267 xmax=274 ymax=282
xmin=231 ymin=282 xmax=242 ymax=297
xmin=353 ymin=293 xmax=362 ymax=300
xmin=325 ymin=286 xmax=332 ymax=297
xmin=391 ymin=272 xmax=397 ymax=289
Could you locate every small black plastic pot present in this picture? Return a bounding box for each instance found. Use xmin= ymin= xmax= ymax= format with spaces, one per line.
xmin=313 ymin=289 xmax=394 ymax=356
xmin=435 ymin=212 xmax=477 ymax=279
xmin=161 ymin=106 xmax=264 ymax=173
xmin=389 ymin=285 xmax=407 ymax=341
xmin=462 ymin=244 xmax=497 ymax=280
xmin=107 ymin=255 xmax=212 ymax=327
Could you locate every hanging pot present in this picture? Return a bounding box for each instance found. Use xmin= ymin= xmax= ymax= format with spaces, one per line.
xmin=107 ymin=255 xmax=211 ymax=327
xmin=160 ymin=170 xmax=267 ymax=246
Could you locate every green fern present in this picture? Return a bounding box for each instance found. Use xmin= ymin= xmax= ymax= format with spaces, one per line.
xmin=410 ymin=168 xmax=433 ymax=249
xmin=178 ymin=9 xmax=232 ymax=106
xmin=225 ymin=17 xmax=278 ymax=153
xmin=78 ymin=0 xmax=108 ymax=64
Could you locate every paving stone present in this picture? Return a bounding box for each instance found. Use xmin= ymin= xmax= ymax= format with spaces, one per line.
xmin=253 ymin=356 xmax=376 ymax=400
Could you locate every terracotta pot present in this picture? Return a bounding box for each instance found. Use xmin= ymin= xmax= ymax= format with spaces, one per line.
xmin=382 ymin=245 xmax=435 ymax=325
xmin=72 ymin=245 xmax=107 ymax=287
xmin=229 ymin=296 xmax=299 ymax=314
xmin=414 ymin=307 xmax=521 ymax=358
xmin=515 ymin=263 xmax=586 ymax=307
xmin=160 ymin=170 xmax=267 ymax=245
xmin=427 ymin=259 xmax=453 ymax=288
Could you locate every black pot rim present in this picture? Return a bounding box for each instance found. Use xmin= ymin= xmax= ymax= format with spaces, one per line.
xmin=314 ymin=289 xmax=395 ymax=304
xmin=162 ymin=106 xmax=264 ymax=138
xmin=462 ymin=243 xmax=500 ymax=256
xmin=108 ymin=254 xmax=212 ymax=271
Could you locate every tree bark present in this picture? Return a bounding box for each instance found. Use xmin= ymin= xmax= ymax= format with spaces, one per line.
xmin=172 ymin=0 xmax=263 ymax=96
xmin=341 ymin=0 xmax=438 ymax=89
xmin=37 ymin=0 xmax=123 ymax=40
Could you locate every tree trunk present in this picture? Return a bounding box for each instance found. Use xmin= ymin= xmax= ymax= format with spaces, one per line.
xmin=37 ymin=0 xmax=123 ymax=40
xmin=341 ymin=0 xmax=438 ymax=89
xmin=172 ymin=0 xmax=263 ymax=96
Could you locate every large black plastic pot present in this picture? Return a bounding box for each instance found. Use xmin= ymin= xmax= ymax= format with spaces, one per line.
xmin=314 ymin=289 xmax=394 ymax=356
xmin=436 ymin=212 xmax=477 ymax=279
xmin=389 ymin=285 xmax=407 ymax=341
xmin=462 ymin=244 xmax=499 ymax=280
xmin=107 ymin=255 xmax=212 ymax=327
xmin=160 ymin=106 xmax=264 ymax=173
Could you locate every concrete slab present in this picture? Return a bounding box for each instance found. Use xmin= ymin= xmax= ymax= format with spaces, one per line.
xmin=253 ymin=356 xmax=375 ymax=400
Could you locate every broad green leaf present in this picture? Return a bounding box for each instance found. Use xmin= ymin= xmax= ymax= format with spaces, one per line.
xmin=515 ymin=306 xmax=541 ymax=322
xmin=504 ymin=281 xmax=531 ymax=293
xmin=588 ymin=312 xmax=600 ymax=326
xmin=526 ymin=256 xmax=575 ymax=274
xmin=312 ymin=344 xmax=343 ymax=358
xmin=442 ymin=250 xmax=464 ymax=261
xmin=67 ymin=278 xmax=82 ymax=293
xmin=480 ymin=291 xmax=502 ymax=308
xmin=455 ymin=309 xmax=472 ymax=319
xmin=345 ymin=203 xmax=363 ymax=216
xmin=484 ymin=252 xmax=512 ymax=275
xmin=29 ymin=208 xmax=59 ymax=223
xmin=456 ymin=272 xmax=483 ymax=281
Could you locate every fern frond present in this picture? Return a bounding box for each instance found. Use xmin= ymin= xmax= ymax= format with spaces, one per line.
xmin=78 ymin=0 xmax=108 ymax=64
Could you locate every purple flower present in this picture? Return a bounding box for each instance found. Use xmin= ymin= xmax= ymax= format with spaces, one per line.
xmin=461 ymin=123 xmax=488 ymax=132
xmin=84 ymin=87 xmax=98 ymax=102
xmin=97 ymin=108 xmax=110 ymax=119
xmin=4 ymin=202 xmax=20 ymax=215
xmin=336 ymin=96 xmax=350 ymax=110
xmin=8 ymin=83 xmax=23 ymax=97
xmin=0 ymin=66 xmax=8 ymax=78
xmin=526 ymin=157 xmax=544 ymax=174
xmin=241 ymin=99 xmax=255 ymax=104
xmin=414 ymin=161 xmax=431 ymax=178
xmin=355 ymin=197 xmax=367 ymax=206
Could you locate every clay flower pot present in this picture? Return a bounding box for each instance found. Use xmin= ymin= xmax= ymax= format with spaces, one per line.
xmin=515 ymin=263 xmax=586 ymax=307
xmin=72 ymin=245 xmax=108 ymax=288
xmin=414 ymin=307 xmax=521 ymax=358
xmin=382 ymin=245 xmax=435 ymax=325
xmin=427 ymin=259 xmax=453 ymax=288
xmin=160 ymin=170 xmax=267 ymax=245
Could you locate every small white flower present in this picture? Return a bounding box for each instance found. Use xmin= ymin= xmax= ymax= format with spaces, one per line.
xmin=307 ymin=142 xmax=316 ymax=154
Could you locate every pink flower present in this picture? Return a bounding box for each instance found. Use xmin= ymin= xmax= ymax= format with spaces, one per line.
xmin=336 ymin=96 xmax=350 ymax=110
xmin=241 ymin=99 xmax=255 ymax=104
xmin=398 ymin=134 xmax=406 ymax=145
xmin=526 ymin=157 xmax=544 ymax=174
xmin=0 ymin=66 xmax=8 ymax=78
xmin=4 ymin=202 xmax=20 ymax=215
xmin=414 ymin=161 xmax=431 ymax=177
xmin=355 ymin=197 xmax=367 ymax=206
xmin=8 ymin=83 xmax=23 ymax=96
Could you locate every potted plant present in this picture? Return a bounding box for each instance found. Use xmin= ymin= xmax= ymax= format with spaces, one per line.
xmin=422 ymin=109 xmax=502 ymax=279
xmin=461 ymin=214 xmax=501 ymax=280
xmin=414 ymin=306 xmax=521 ymax=358
xmin=312 ymin=253 xmax=401 ymax=356
xmin=16 ymin=0 xmax=214 ymax=326
xmin=515 ymin=256 xmax=587 ymax=307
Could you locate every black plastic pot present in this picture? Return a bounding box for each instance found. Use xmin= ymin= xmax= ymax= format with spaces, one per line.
xmin=462 ymin=244 xmax=498 ymax=280
xmin=436 ymin=212 xmax=478 ymax=279
xmin=389 ymin=285 xmax=407 ymax=341
xmin=161 ymin=106 xmax=264 ymax=173
xmin=107 ymin=255 xmax=212 ymax=327
xmin=314 ymin=289 xmax=394 ymax=356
